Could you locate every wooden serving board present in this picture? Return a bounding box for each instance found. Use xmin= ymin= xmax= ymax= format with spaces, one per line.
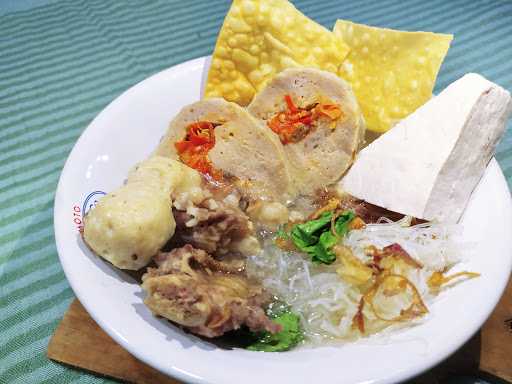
xmin=47 ymin=278 xmax=512 ymax=384
xmin=47 ymin=300 xmax=179 ymax=384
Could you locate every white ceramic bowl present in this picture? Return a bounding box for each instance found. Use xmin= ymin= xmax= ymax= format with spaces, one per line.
xmin=54 ymin=57 xmax=512 ymax=384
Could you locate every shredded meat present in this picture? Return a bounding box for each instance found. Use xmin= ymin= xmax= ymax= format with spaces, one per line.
xmin=147 ymin=245 xmax=243 ymax=277
xmin=338 ymin=194 xmax=426 ymax=224
xmin=173 ymin=196 xmax=257 ymax=256
xmin=142 ymin=245 xmax=280 ymax=338
xmin=189 ymin=296 xmax=280 ymax=338
xmin=311 ymin=188 xmax=427 ymax=224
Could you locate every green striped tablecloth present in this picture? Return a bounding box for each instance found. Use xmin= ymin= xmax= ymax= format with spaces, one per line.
xmin=1 ymin=1 xmax=511 ymax=383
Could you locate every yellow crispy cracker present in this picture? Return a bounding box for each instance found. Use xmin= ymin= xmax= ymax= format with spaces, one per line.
xmin=334 ymin=20 xmax=452 ymax=133
xmin=205 ymin=0 xmax=350 ymax=105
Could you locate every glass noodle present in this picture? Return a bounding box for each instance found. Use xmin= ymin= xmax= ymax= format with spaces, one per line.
xmin=246 ymin=217 xmax=467 ymax=345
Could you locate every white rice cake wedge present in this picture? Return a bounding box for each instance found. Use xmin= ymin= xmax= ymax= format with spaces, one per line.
xmin=155 ymin=98 xmax=295 ymax=202
xmin=341 ymin=73 xmax=512 ymax=223
xmin=248 ymin=68 xmax=365 ymax=196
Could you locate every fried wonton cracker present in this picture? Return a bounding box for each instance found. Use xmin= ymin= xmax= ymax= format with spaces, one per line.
xmin=205 ymin=0 xmax=350 ymax=105
xmin=334 ymin=20 xmax=452 ymax=133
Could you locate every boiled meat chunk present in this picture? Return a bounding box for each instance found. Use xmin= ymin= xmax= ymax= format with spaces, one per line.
xmin=142 ymin=245 xmax=280 ymax=338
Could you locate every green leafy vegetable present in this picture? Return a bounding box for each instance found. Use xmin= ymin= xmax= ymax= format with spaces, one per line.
xmin=334 ymin=210 xmax=356 ymax=237
xmin=247 ymin=311 xmax=303 ymax=352
xmin=228 ymin=303 xmax=304 ymax=352
xmin=289 ymin=210 xmax=355 ymax=264
xmin=290 ymin=211 xmax=331 ymax=249
xmin=313 ymin=230 xmax=338 ymax=264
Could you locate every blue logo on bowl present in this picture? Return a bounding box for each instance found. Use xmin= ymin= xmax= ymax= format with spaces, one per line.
xmin=82 ymin=190 xmax=107 ymax=216
xmin=73 ymin=190 xmax=107 ymax=232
